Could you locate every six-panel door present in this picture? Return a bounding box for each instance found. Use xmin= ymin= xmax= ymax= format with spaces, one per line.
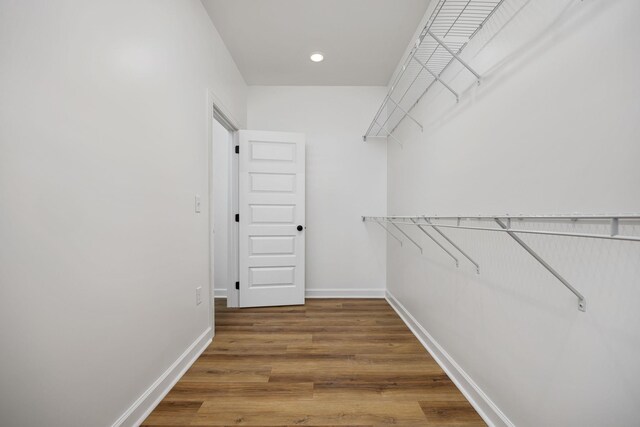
xmin=238 ymin=130 xmax=305 ymax=307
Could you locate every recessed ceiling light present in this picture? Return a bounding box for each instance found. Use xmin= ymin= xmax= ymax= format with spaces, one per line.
xmin=310 ymin=52 xmax=324 ymax=62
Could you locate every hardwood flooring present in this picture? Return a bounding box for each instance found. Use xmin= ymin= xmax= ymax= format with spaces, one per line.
xmin=142 ymin=299 xmax=485 ymax=426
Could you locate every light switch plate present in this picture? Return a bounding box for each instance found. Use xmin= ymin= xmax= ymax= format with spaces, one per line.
xmin=195 ymin=194 xmax=201 ymax=213
xmin=196 ymin=286 xmax=202 ymax=305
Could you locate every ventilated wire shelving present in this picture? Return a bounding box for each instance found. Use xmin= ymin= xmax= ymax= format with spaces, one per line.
xmin=362 ymin=214 xmax=640 ymax=312
xmin=364 ymin=0 xmax=504 ymax=142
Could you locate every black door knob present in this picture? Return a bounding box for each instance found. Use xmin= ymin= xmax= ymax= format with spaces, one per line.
xmin=297 ymin=225 xmax=304 ymax=231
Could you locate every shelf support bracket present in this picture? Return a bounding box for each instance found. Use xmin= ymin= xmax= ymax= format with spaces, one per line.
xmin=412 ymin=57 xmax=460 ymax=102
xmin=410 ymin=219 xmax=458 ymax=266
xmin=375 ymin=220 xmax=403 ymax=246
xmin=391 ymin=223 xmax=423 ymax=254
xmin=494 ymin=218 xmax=586 ymax=312
xmin=423 ymin=217 xmax=479 ymax=273
xmin=387 ymin=97 xmax=423 ymax=132
xmin=610 ymin=217 xmax=619 ymax=236
xmin=374 ymin=120 xmax=403 ymax=148
xmin=427 ymin=30 xmax=481 ymax=84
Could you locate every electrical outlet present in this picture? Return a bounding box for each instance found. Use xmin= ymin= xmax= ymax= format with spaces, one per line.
xmin=195 ymin=194 xmax=201 ymax=213
xmin=196 ymin=286 xmax=202 ymax=305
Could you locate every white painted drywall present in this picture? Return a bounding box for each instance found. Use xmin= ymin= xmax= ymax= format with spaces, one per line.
xmin=0 ymin=1 xmax=246 ymax=426
xmin=385 ymin=0 xmax=640 ymax=426
xmin=247 ymin=86 xmax=387 ymax=297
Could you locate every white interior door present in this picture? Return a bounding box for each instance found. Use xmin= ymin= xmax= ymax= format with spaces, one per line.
xmin=238 ymin=130 xmax=305 ymax=307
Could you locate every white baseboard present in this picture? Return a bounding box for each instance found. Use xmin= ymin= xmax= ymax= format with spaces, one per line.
xmin=305 ymin=288 xmax=386 ymax=298
xmin=385 ymin=291 xmax=513 ymax=427
xmin=215 ymin=288 xmax=384 ymax=301
xmin=111 ymin=327 xmax=213 ymax=427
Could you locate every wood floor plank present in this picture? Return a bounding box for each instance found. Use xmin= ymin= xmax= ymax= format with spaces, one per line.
xmin=192 ymin=400 xmax=427 ymax=426
xmin=419 ymin=400 xmax=486 ymax=426
xmin=142 ymin=298 xmax=485 ymax=426
xmin=208 ymin=333 xmax=313 ymax=344
xmin=141 ymin=400 xmax=202 ymax=426
xmin=286 ymin=342 xmax=426 ymax=355
xmin=269 ymin=372 xmax=448 ymax=384
xmin=269 ymin=360 xmax=445 ymax=376
xmin=201 ymin=344 xmax=289 ymax=355
xmin=312 ymin=375 xmax=469 ymax=402
xmin=181 ymin=364 xmax=272 ymax=383
xmin=217 ymin=325 xmax=409 ymax=334
xmin=164 ymin=382 xmax=314 ymax=400
xmin=311 ymin=332 xmax=417 ymax=343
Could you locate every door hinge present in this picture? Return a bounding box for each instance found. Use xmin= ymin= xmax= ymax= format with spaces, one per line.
xmin=235 ymin=281 xmax=239 ymax=290
xmin=234 ymin=145 xmax=239 ymax=154
xmin=235 ymin=214 xmax=239 ymax=222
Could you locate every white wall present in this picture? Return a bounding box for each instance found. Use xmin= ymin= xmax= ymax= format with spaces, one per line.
xmin=0 ymin=1 xmax=246 ymax=426
xmin=386 ymin=0 xmax=640 ymax=426
xmin=247 ymin=86 xmax=387 ymax=297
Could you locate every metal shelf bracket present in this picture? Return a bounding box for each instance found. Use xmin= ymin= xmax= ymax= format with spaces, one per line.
xmin=374 ymin=219 xmax=403 ymax=246
xmin=387 ymin=97 xmax=423 ymax=132
xmin=494 ymin=219 xmax=586 ymax=312
xmin=391 ymin=223 xmax=423 ymax=254
xmin=412 ymin=56 xmax=460 ymax=102
xmin=410 ymin=218 xmax=458 ymax=266
xmin=374 ymin=120 xmax=403 ymax=148
xmin=427 ymin=30 xmax=482 ymax=85
xmin=423 ymin=216 xmax=480 ymax=273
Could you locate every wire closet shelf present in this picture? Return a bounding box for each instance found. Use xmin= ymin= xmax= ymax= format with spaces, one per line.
xmin=363 ymin=0 xmax=504 ymax=142
xmin=362 ymin=214 xmax=640 ymax=312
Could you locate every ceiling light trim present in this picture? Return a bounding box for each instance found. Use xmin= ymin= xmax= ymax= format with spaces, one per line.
xmin=310 ymin=52 xmax=324 ymax=62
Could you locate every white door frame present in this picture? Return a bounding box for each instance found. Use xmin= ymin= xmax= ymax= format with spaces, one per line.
xmin=227 ymin=129 xmax=240 ymax=308
xmin=207 ymin=89 xmax=241 ymax=318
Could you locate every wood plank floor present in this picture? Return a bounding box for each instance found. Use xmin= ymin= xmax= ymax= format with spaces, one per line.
xmin=142 ymin=299 xmax=485 ymax=426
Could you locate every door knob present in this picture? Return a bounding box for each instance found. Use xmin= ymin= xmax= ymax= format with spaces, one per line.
xmin=297 ymin=225 xmax=304 ymax=231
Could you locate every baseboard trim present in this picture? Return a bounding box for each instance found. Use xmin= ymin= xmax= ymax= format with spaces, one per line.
xmin=305 ymin=288 xmax=386 ymax=298
xmin=385 ymin=291 xmax=513 ymax=427
xmin=111 ymin=327 xmax=213 ymax=427
xmin=215 ymin=288 xmax=385 ymax=301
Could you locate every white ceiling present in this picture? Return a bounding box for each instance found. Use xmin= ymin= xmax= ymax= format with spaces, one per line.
xmin=201 ymin=0 xmax=431 ymax=86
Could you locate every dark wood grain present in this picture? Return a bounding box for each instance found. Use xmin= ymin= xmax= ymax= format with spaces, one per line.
xmin=142 ymin=298 xmax=485 ymax=426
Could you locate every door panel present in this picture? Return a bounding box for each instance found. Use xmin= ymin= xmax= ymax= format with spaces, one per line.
xmin=249 ymin=236 xmax=295 ymax=255
xmin=238 ymin=130 xmax=305 ymax=307
xmin=249 ymin=173 xmax=297 ymax=193
xmin=250 ymin=204 xmax=296 ymax=223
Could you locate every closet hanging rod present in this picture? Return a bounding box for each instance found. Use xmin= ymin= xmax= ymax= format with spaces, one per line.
xmin=368 ymin=214 xmax=640 ymax=220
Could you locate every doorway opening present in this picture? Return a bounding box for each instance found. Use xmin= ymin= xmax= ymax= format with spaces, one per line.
xmin=211 ymin=103 xmax=240 ymax=308
xmin=209 ymin=98 xmax=306 ymax=310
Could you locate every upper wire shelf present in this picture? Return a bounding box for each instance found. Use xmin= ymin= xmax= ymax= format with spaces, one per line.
xmin=364 ymin=0 xmax=505 ymax=142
